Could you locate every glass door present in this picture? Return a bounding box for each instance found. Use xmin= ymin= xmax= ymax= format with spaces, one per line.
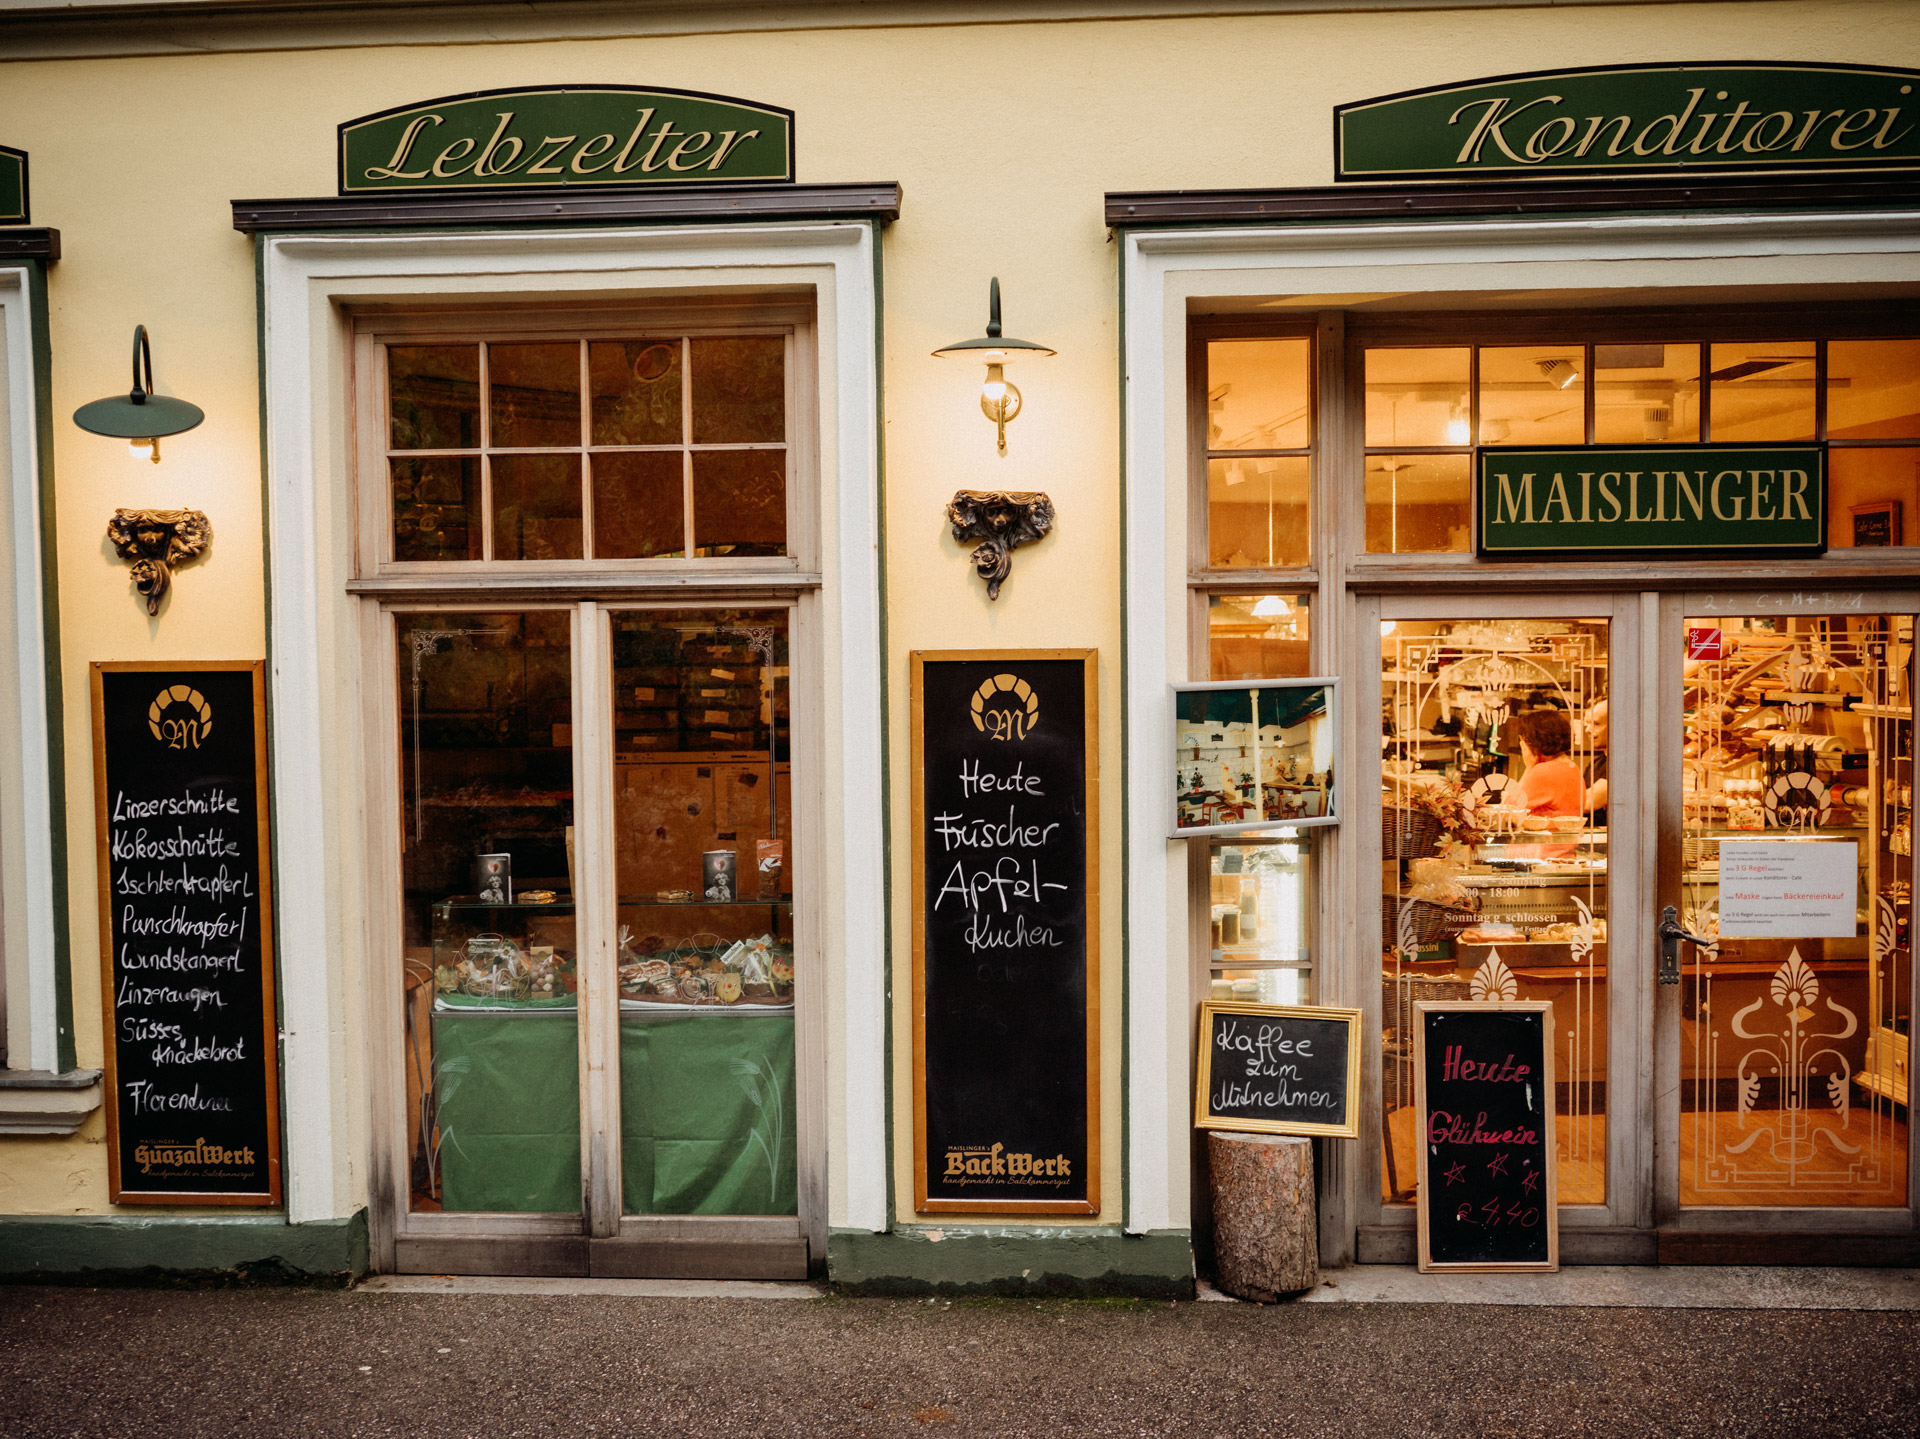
xmin=1375 ymin=595 xmax=1642 ymax=1228
xmin=1663 ymin=603 xmax=1914 ymax=1215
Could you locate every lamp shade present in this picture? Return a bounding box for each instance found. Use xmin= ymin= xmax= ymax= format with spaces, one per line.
xmin=73 ymin=326 xmax=204 ymax=440
xmin=933 ymin=278 xmax=1055 ymax=363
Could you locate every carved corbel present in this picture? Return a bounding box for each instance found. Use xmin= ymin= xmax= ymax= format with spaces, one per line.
xmin=945 ymin=490 xmax=1054 ymax=600
xmin=107 ymin=508 xmax=211 ymax=615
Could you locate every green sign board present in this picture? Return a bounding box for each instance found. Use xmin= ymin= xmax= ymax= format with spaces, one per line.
xmin=1337 ymin=63 xmax=1920 ymax=182
xmin=1478 ymin=446 xmax=1827 ymax=556
xmin=339 ymin=86 xmax=793 ymax=195
xmin=0 ymin=145 xmax=25 ymax=224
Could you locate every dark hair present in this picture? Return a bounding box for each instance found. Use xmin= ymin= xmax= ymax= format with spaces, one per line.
xmin=1518 ymin=707 xmax=1571 ymax=759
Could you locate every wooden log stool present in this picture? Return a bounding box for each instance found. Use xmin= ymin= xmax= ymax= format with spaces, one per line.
xmin=1207 ymin=1131 xmax=1317 ymax=1301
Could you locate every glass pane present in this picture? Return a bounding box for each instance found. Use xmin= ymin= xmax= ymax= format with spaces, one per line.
xmin=1828 ymin=339 xmax=1920 ymax=440
xmin=610 ymin=609 xmax=797 ymax=1216
xmin=1208 ymin=593 xmax=1311 ymax=680
xmin=1176 ymin=684 xmax=1334 ymax=830
xmin=692 ymin=449 xmax=786 ymax=557
xmin=1478 ymin=345 xmax=1585 ymax=447
xmin=1380 ymin=618 xmax=1610 ymax=1209
xmin=1678 ymin=613 xmax=1911 ymax=1207
xmin=590 ymin=339 xmax=683 ymax=446
xmin=1365 ymin=347 xmax=1470 ymax=448
xmin=1592 ymin=342 xmax=1701 ymax=445
xmin=1207 ymin=840 xmax=1311 ymax=1006
xmin=1207 ymin=339 xmax=1311 ymax=451
xmin=593 ymin=452 xmax=685 ymax=559
xmin=1206 ymin=456 xmax=1309 ymax=567
xmin=489 ymin=342 xmax=582 ymax=448
xmin=493 ymin=454 xmax=584 ymax=561
xmin=389 ymin=345 xmax=479 ymax=451
xmin=690 ymin=336 xmax=785 ymax=443
xmin=1709 ymin=340 xmax=1816 ymax=441
xmin=392 ymin=457 xmax=481 ymax=562
xmin=398 ymin=611 xmax=577 ymax=1214
xmin=1829 ymin=448 xmax=1919 ymax=550
xmin=1364 ymin=454 xmax=1471 ymax=554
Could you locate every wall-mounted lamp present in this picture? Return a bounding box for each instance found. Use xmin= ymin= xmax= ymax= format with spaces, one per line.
xmin=933 ymin=278 xmax=1055 ymax=454
xmin=73 ymin=325 xmax=204 ymax=463
xmin=1535 ymin=358 xmax=1581 ymax=391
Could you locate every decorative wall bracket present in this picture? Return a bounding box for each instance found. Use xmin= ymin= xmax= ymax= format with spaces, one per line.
xmin=107 ymin=508 xmax=211 ymax=615
xmin=945 ymin=490 xmax=1054 ymax=601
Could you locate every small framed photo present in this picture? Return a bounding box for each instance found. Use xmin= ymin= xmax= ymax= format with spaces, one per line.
xmin=1172 ymin=678 xmax=1339 ymax=838
xmin=1851 ymin=500 xmax=1901 ymax=548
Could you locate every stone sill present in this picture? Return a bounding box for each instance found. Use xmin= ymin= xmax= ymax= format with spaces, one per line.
xmin=0 ymin=1069 xmax=104 ymax=1135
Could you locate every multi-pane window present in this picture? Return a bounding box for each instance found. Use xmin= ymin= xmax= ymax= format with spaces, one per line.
xmin=385 ymin=335 xmax=789 ymax=563
xmin=1361 ymin=336 xmax=1920 ymax=554
xmin=1204 ymin=338 xmax=1313 ymax=569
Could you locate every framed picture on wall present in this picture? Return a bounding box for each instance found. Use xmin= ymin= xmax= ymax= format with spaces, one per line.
xmin=1172 ymin=678 xmax=1338 ymax=838
xmin=1851 ymin=500 xmax=1902 ymax=548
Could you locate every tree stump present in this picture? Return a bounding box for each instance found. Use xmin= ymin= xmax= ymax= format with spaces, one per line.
xmin=1207 ymin=1132 xmax=1317 ymax=1301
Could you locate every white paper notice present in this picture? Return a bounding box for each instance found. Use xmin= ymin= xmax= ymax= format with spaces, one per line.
xmin=1718 ymin=841 xmax=1858 ymax=938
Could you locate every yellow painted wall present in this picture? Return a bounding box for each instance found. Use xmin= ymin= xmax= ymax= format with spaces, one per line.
xmin=0 ymin=1 xmax=1913 ymax=1221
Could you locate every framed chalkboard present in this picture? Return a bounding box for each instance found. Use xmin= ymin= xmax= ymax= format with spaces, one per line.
xmin=1414 ymin=1002 xmax=1557 ymax=1272
xmin=912 ymin=650 xmax=1098 ymax=1215
xmin=92 ymin=662 xmax=282 ymax=1205
xmin=1193 ymin=1002 xmax=1360 ymax=1138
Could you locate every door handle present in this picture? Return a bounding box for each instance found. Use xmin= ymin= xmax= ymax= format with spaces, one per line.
xmin=1658 ymin=904 xmax=1712 ymax=986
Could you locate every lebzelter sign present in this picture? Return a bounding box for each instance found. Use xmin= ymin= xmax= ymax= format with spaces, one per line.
xmin=339 ymin=86 xmax=793 ymax=194
xmin=1337 ymin=64 xmax=1920 ymax=182
xmin=1477 ymin=446 xmax=1827 ymax=556
xmin=0 ymin=144 xmax=25 ymax=223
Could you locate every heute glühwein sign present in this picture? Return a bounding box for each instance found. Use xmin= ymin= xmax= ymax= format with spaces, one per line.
xmin=339 ymin=86 xmax=793 ymax=194
xmin=1337 ymin=64 xmax=1920 ymax=182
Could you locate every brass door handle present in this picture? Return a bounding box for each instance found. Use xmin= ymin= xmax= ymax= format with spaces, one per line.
xmin=1658 ymin=903 xmax=1712 ymax=985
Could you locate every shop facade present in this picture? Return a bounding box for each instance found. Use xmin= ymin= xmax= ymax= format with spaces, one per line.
xmin=1 ymin=1 xmax=1917 ymax=1289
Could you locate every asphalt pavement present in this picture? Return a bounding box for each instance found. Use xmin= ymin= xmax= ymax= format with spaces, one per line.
xmin=2 ymin=1280 xmax=1916 ymax=1437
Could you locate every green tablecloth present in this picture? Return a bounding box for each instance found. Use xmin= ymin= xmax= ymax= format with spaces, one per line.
xmin=431 ymin=1006 xmax=795 ymax=1216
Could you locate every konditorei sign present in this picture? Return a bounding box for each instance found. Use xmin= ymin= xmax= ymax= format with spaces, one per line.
xmin=339 ymin=86 xmax=794 ymax=194
xmin=0 ymin=144 xmax=26 ymax=224
xmin=1337 ymin=63 xmax=1920 ymax=182
xmin=1477 ymin=445 xmax=1827 ymax=556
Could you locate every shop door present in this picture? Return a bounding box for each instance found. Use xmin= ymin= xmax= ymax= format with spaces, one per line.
xmin=389 ymin=603 xmax=811 ymax=1277
xmin=1375 ymin=593 xmax=1647 ymax=1237
xmin=1655 ymin=596 xmax=1917 ymax=1240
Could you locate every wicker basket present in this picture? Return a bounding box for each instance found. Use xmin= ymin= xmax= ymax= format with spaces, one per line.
xmin=1382 ymin=894 xmax=1458 ymax=952
xmin=1382 ymin=805 xmax=1443 ymax=859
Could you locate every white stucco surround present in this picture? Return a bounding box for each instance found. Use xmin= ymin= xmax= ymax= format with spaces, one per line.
xmin=257 ymin=222 xmax=886 ymax=1228
xmin=1120 ymin=208 xmax=1920 ymax=1237
xmin=0 ymin=265 xmax=61 ymax=1077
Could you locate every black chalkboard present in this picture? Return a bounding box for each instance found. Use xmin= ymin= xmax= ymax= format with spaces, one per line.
xmin=913 ymin=651 xmax=1097 ymax=1214
xmin=92 ymin=663 xmax=281 ymax=1205
xmin=1415 ymin=1003 xmax=1557 ymax=1271
xmin=1194 ymin=1003 xmax=1360 ymax=1137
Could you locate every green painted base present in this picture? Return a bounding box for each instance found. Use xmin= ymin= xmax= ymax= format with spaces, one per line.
xmin=0 ymin=1210 xmax=369 ymax=1287
xmin=827 ymin=1226 xmax=1194 ymax=1298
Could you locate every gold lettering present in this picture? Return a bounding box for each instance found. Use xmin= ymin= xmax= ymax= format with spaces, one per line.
xmin=1654 ymin=470 xmax=1669 ymax=523
xmin=638 ymin=121 xmax=684 ymax=172
xmin=1524 ymin=116 xmax=1578 ymax=162
xmin=706 ymin=128 xmax=761 ymax=171
xmin=1632 ymin=88 xmax=1705 ymax=156
xmin=944 ymin=1151 xmax=965 ymax=1176
xmin=364 ymin=114 xmax=441 ymax=180
xmin=473 ymin=113 xmax=526 ymax=177
xmin=1872 ymin=108 xmax=1915 ymax=150
xmin=1540 ymin=473 xmax=1575 ymax=524
xmin=524 ymin=134 xmax=577 ymax=175
xmin=1449 ymin=94 xmax=1560 ymax=165
xmin=1674 ymin=470 xmax=1706 ymax=521
xmin=1682 ymin=111 xmax=1721 ymax=155
xmin=1741 ymin=111 xmax=1797 ymax=152
xmin=1750 ymin=470 xmax=1776 ymax=520
xmin=1597 ymin=472 xmax=1623 ymax=523
xmin=1572 ymin=114 xmax=1634 ymax=158
xmin=664 ymin=130 xmax=716 ymax=171
xmin=1831 ymin=109 xmax=1882 ymax=151
xmin=1450 ymin=97 xmax=1512 ymax=164
xmin=1495 ymin=472 xmax=1536 ymax=526
xmin=610 ymin=107 xmax=658 ymax=173
xmin=1784 ymin=470 xmax=1814 ymax=520
xmin=1711 ymin=469 xmax=1745 ymax=522
xmin=570 ymin=133 xmax=619 ymax=173
xmin=1790 ymin=109 xmax=1848 ymax=152
xmin=1712 ymin=101 xmax=1755 ymax=153
xmin=431 ymin=137 xmax=477 ymax=178
xmin=1627 ymin=472 xmax=1655 ymax=521
xmin=1578 ymin=471 xmax=1593 ymax=524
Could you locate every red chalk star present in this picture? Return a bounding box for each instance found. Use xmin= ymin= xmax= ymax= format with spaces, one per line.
xmin=1442 ymin=1162 xmax=1466 ymax=1186
xmin=1521 ymin=1169 xmax=1540 ymax=1194
xmin=1487 ymin=1152 xmax=1510 ymax=1179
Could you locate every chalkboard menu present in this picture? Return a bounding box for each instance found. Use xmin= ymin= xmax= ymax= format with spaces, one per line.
xmin=912 ymin=650 xmax=1097 ymax=1214
xmin=1415 ymin=1002 xmax=1557 ymax=1272
xmin=1193 ymin=1003 xmax=1360 ymax=1138
xmin=92 ymin=663 xmax=281 ymax=1205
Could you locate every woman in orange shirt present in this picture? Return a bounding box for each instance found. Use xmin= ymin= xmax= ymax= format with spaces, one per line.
xmin=1511 ymin=708 xmax=1583 ymax=819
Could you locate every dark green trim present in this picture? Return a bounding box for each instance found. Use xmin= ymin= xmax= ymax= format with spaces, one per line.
xmin=1115 ymin=237 xmax=1131 ymax=1235
xmin=0 ymin=1210 xmax=369 ymax=1286
xmin=827 ymin=1226 xmax=1192 ymax=1298
xmin=870 ymin=217 xmax=896 ymax=1230
xmin=233 ymin=184 xmax=898 ymax=234
xmin=22 ymin=257 xmax=75 ymax=1074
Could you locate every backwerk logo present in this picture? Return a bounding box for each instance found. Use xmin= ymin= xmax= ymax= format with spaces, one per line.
xmin=941 ymin=1143 xmax=1074 ymax=1187
xmin=1337 ymin=63 xmax=1920 ymax=181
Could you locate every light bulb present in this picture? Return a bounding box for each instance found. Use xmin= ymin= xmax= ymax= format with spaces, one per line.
xmin=1252 ymin=595 xmax=1291 ymax=618
xmin=1445 ymin=416 xmax=1471 ymax=445
xmin=129 ymin=438 xmax=159 ymax=464
xmin=1380 ymin=620 xmax=1398 ymax=637
xmin=981 ymin=364 xmax=1008 ymax=408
